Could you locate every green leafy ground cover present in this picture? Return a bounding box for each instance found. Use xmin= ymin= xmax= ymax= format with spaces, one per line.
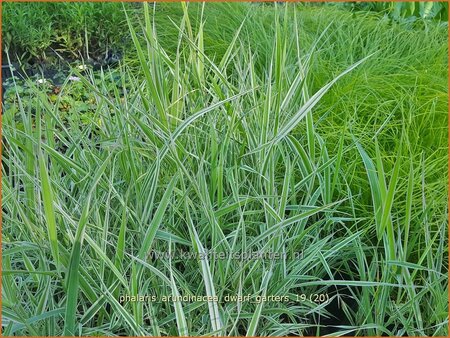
xmin=2 ymin=2 xmax=448 ymax=336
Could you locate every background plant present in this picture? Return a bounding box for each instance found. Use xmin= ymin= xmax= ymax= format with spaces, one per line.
xmin=329 ymin=1 xmax=449 ymax=22
xmin=2 ymin=2 xmax=448 ymax=336
xmin=2 ymin=2 xmax=131 ymax=63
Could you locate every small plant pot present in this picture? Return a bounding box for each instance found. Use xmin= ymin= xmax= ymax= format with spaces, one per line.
xmin=2 ymin=64 xmax=14 ymax=80
xmin=2 ymin=63 xmax=23 ymax=80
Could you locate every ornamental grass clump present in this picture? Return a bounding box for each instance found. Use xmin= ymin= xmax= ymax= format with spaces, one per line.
xmin=2 ymin=2 xmax=447 ymax=336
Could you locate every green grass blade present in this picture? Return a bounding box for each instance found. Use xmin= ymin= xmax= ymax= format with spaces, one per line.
xmin=246 ymin=269 xmax=273 ymax=336
xmin=38 ymin=152 xmax=60 ymax=271
xmin=63 ymin=155 xmax=111 ymax=335
xmin=137 ymin=173 xmax=178 ymax=261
